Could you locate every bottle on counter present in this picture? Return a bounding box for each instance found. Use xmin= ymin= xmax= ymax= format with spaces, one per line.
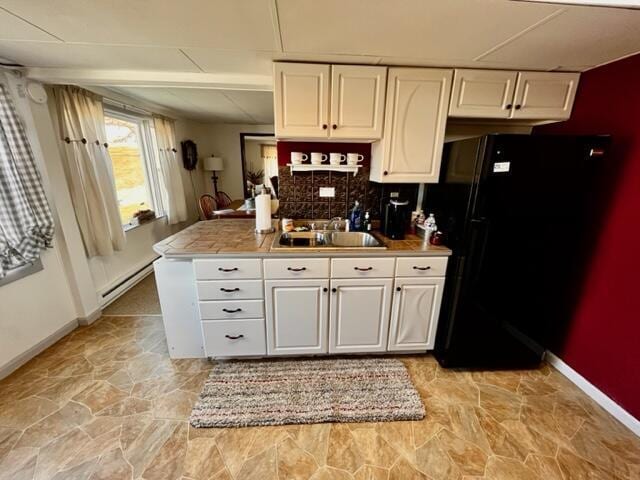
xmin=424 ymin=213 xmax=437 ymax=243
xmin=349 ymin=200 xmax=364 ymax=231
xmin=363 ymin=211 xmax=372 ymax=231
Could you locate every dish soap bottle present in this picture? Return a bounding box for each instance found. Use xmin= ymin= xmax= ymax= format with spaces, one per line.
xmin=349 ymin=201 xmax=364 ymax=231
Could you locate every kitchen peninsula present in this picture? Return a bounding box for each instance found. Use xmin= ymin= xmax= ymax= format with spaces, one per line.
xmin=153 ymin=219 xmax=451 ymax=360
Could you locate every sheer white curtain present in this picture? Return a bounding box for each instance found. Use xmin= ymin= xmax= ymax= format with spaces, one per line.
xmin=153 ymin=116 xmax=187 ymax=225
xmin=54 ymin=86 xmax=125 ymax=257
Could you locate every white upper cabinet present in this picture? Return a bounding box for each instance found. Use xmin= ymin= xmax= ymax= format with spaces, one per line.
xmin=449 ymin=69 xmax=518 ymax=119
xmin=330 ymin=65 xmax=387 ymax=139
xmin=370 ymin=67 xmax=453 ymax=183
xmin=449 ymin=69 xmax=579 ymax=120
xmin=274 ymin=62 xmax=330 ymax=138
xmin=274 ymin=62 xmax=387 ymax=140
xmin=511 ymin=72 xmax=579 ymax=120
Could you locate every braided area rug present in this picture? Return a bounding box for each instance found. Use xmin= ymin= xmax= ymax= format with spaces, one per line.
xmin=190 ymin=357 xmax=425 ymax=428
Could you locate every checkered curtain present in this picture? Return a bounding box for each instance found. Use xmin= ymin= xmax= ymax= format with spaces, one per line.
xmin=0 ymin=84 xmax=54 ymax=277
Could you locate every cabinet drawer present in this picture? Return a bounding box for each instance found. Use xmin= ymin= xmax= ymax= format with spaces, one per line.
xmin=395 ymin=257 xmax=448 ymax=277
xmin=264 ymin=258 xmax=329 ymax=279
xmin=197 ymin=280 xmax=263 ymax=300
xmin=202 ymin=319 xmax=266 ymax=357
xmin=193 ymin=259 xmax=262 ymax=280
xmin=331 ymin=257 xmax=395 ymax=278
xmin=199 ymin=300 xmax=264 ymax=320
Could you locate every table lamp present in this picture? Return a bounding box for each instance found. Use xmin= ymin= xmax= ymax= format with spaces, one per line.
xmin=203 ymin=156 xmax=232 ymax=208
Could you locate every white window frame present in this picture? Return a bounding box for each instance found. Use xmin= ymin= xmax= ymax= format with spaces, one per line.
xmin=103 ymin=105 xmax=165 ymax=230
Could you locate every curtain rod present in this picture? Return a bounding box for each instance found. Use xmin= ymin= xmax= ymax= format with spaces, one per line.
xmin=102 ymin=96 xmax=176 ymax=122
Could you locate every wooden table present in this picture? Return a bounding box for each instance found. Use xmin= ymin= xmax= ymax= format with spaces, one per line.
xmin=213 ymin=199 xmax=279 ymax=219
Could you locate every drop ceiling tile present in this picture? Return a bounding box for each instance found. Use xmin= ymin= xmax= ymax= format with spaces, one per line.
xmin=276 ymin=0 xmax=560 ymax=61
xmin=112 ymin=86 xmax=257 ymax=123
xmin=0 ymin=7 xmax=59 ymax=41
xmin=0 ymin=0 xmax=278 ymax=49
xmin=479 ymin=5 xmax=640 ymax=69
xmin=223 ymin=90 xmax=274 ymax=124
xmin=181 ymin=49 xmax=274 ymax=75
xmin=0 ymin=41 xmax=201 ymax=70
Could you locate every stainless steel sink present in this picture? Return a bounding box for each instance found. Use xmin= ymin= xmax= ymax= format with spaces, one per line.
xmin=277 ymin=231 xmax=328 ymax=248
xmin=326 ymin=232 xmax=384 ymax=248
xmin=273 ymin=230 xmax=385 ymax=249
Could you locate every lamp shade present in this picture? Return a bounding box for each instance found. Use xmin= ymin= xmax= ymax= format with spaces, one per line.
xmin=203 ymin=156 xmax=224 ymax=171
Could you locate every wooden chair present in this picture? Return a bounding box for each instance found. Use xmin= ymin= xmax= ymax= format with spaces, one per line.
xmin=214 ymin=191 xmax=233 ymax=209
xmin=198 ymin=194 xmax=218 ymax=220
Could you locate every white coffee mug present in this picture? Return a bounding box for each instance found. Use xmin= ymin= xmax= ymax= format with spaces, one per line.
xmin=311 ymin=152 xmax=328 ymax=165
xmin=329 ymin=153 xmax=346 ymax=165
xmin=291 ymin=152 xmax=308 ymax=165
xmin=347 ymin=153 xmax=364 ymax=165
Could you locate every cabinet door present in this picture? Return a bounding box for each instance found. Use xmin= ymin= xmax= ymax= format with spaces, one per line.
xmin=371 ymin=68 xmax=453 ymax=183
xmin=388 ymin=277 xmax=445 ymax=351
xmin=274 ymin=63 xmax=330 ymax=138
xmin=511 ymin=72 xmax=579 ymax=120
xmin=329 ymin=278 xmax=392 ymax=353
xmin=330 ymin=65 xmax=387 ymax=139
xmin=265 ymin=279 xmax=329 ymax=355
xmin=449 ymin=69 xmax=518 ymax=119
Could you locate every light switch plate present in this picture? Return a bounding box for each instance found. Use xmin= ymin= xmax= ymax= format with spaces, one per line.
xmin=319 ymin=187 xmax=335 ymax=198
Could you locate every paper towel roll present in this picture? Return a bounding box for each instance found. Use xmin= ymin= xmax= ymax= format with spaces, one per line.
xmin=255 ymin=192 xmax=273 ymax=233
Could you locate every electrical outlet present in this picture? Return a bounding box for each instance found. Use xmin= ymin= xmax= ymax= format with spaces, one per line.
xmin=319 ymin=187 xmax=335 ymax=198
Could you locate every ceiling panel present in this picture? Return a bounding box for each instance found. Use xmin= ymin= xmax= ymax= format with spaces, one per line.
xmin=109 ymin=87 xmax=271 ymax=124
xmin=478 ymin=6 xmax=640 ymax=70
xmin=0 ymin=7 xmax=59 ymax=41
xmin=223 ymin=90 xmax=274 ymax=124
xmin=0 ymin=41 xmax=200 ymax=71
xmin=0 ymin=0 xmax=278 ymax=50
xmin=276 ymin=0 xmax=560 ymax=60
xmin=182 ymin=49 xmax=274 ymax=75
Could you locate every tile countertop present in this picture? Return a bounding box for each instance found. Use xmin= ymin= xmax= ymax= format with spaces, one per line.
xmin=153 ymin=219 xmax=452 ymax=258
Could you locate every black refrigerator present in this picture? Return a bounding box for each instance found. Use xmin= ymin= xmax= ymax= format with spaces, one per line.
xmin=425 ymin=134 xmax=611 ymax=369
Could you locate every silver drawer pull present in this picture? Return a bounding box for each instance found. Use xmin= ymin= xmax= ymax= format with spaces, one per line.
xmin=413 ymin=266 xmax=432 ymax=271
xmin=225 ymin=334 xmax=244 ymax=340
xmin=220 ymin=287 xmax=240 ymax=292
xmin=218 ymin=267 xmax=238 ymax=272
xmin=354 ymin=266 xmax=373 ymax=271
xmin=222 ymin=308 xmax=242 ymax=313
xmin=287 ymin=267 xmax=306 ymax=272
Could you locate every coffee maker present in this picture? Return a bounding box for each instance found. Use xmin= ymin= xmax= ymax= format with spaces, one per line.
xmin=382 ymin=198 xmax=410 ymax=239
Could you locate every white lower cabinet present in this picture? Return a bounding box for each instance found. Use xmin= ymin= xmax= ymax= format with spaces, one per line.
xmin=265 ymin=279 xmax=329 ymax=355
xmin=388 ymin=277 xmax=445 ymax=351
xmin=201 ymin=319 xmax=266 ymax=357
xmin=329 ymin=278 xmax=392 ymax=353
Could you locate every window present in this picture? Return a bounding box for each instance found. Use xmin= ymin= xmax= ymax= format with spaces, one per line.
xmin=104 ymin=107 xmax=164 ymax=227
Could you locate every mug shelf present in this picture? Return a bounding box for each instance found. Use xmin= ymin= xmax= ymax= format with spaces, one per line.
xmin=286 ymin=163 xmax=363 ymax=177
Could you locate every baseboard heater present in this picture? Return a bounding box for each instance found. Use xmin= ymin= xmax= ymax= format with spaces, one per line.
xmin=101 ymin=257 xmax=159 ymax=299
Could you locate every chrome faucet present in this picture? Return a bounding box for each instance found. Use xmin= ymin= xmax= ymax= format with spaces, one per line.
xmin=327 ymin=217 xmax=343 ymax=231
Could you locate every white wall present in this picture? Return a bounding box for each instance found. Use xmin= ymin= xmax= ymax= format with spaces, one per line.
xmin=0 ymin=71 xmax=79 ymax=372
xmin=193 ymin=124 xmax=274 ymax=199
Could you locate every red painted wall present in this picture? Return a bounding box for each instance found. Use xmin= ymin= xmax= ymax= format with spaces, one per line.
xmin=536 ymin=54 xmax=640 ymax=419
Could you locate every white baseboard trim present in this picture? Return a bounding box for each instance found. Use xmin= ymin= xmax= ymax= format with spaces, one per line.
xmin=77 ymin=307 xmax=102 ymax=326
xmin=546 ymin=351 xmax=640 ymax=437
xmin=100 ymin=264 xmax=154 ymax=308
xmin=0 ymin=319 xmax=78 ymax=380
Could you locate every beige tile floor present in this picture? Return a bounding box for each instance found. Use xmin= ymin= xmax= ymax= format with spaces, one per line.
xmin=1 ymin=314 xmax=638 ymax=480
